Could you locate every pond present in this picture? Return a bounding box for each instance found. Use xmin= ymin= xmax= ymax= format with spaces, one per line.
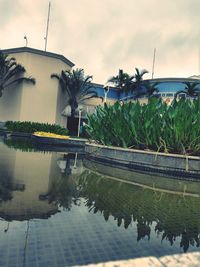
xmin=0 ymin=137 xmax=200 ymax=267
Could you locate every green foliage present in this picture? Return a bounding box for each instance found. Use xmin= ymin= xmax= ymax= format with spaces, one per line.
xmin=108 ymin=68 xmax=150 ymax=96
xmin=0 ymin=50 xmax=35 ymax=97
xmin=86 ymin=97 xmax=200 ymax=155
xmin=51 ymin=68 xmax=100 ymax=118
xmin=5 ymin=121 xmax=68 ymax=135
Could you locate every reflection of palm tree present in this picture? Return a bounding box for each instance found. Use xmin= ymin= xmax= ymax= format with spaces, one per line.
xmin=46 ymin=154 xmax=81 ymax=209
xmin=180 ymin=229 xmax=200 ymax=252
xmin=47 ymin=173 xmax=79 ymax=210
xmin=76 ymin=169 xmax=200 ymax=252
xmin=137 ymin=221 xmax=151 ymax=241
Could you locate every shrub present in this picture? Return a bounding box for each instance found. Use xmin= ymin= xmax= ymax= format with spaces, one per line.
xmin=85 ymin=97 xmax=200 ymax=155
xmin=5 ymin=121 xmax=68 ymax=136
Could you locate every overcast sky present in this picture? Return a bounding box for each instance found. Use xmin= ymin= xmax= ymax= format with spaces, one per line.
xmin=0 ymin=0 xmax=200 ymax=84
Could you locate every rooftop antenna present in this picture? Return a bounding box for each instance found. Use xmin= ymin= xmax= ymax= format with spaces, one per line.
xmin=151 ymin=48 xmax=156 ymax=79
xmin=24 ymin=35 xmax=28 ymax=47
xmin=44 ymin=2 xmax=51 ymax=51
xmin=198 ymin=44 xmax=200 ymax=76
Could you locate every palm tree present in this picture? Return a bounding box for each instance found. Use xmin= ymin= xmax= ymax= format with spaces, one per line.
xmin=143 ymin=81 xmax=159 ymax=98
xmin=175 ymin=82 xmax=200 ymax=99
xmin=51 ymin=68 xmax=99 ymax=118
xmin=132 ymin=68 xmax=149 ymax=97
xmin=108 ymin=69 xmax=133 ymax=95
xmin=0 ymin=50 xmax=35 ymax=97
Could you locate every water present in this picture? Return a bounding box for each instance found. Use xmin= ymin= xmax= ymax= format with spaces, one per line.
xmin=0 ymin=137 xmax=200 ymax=267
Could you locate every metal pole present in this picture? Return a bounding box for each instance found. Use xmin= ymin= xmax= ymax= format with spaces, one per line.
xmin=77 ymin=110 xmax=82 ymax=137
xmin=24 ymin=36 xmax=28 ymax=47
xmin=104 ymin=86 xmax=109 ymax=103
xmin=44 ymin=2 xmax=51 ymax=51
xmin=151 ymin=48 xmax=156 ymax=79
xmin=198 ymin=45 xmax=200 ymax=76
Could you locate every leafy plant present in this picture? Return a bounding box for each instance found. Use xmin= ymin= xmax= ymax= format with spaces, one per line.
xmin=175 ymin=82 xmax=200 ymax=98
xmin=0 ymin=50 xmax=35 ymax=97
xmin=85 ymin=97 xmax=200 ymax=155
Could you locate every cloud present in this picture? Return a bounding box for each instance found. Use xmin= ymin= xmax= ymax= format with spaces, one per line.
xmin=1 ymin=0 xmax=200 ymax=82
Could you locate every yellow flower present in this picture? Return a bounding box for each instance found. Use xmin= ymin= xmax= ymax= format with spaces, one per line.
xmin=33 ymin=131 xmax=69 ymax=139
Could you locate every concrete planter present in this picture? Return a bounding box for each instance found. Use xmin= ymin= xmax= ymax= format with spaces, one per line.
xmin=31 ymin=135 xmax=86 ymax=147
xmin=85 ymin=143 xmax=200 ymax=180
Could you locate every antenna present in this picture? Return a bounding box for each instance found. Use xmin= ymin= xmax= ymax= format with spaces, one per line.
xmin=24 ymin=35 xmax=28 ymax=47
xmin=44 ymin=2 xmax=51 ymax=51
xmin=198 ymin=45 xmax=200 ymax=76
xmin=151 ymin=48 xmax=156 ymax=79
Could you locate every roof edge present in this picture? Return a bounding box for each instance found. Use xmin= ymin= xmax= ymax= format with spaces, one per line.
xmin=2 ymin=46 xmax=75 ymax=67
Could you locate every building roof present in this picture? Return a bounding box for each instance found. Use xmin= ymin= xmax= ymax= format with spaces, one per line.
xmin=146 ymin=77 xmax=200 ymax=83
xmin=2 ymin=46 xmax=75 ymax=67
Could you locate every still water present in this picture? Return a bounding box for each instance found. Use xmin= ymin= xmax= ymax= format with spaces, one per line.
xmin=0 ymin=137 xmax=200 ymax=267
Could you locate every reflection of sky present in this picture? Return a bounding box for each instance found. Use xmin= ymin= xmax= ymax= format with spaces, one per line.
xmin=0 ymin=201 xmax=191 ymax=267
xmin=0 ymin=138 xmax=200 ymax=266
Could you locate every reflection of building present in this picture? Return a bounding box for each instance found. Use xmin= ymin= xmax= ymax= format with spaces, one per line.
xmin=0 ymin=140 xmax=59 ymax=220
xmin=0 ymin=139 xmax=85 ymax=220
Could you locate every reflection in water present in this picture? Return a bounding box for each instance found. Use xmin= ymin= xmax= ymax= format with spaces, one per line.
xmin=1 ymin=136 xmax=200 ymax=258
xmin=76 ymin=170 xmax=200 ymax=252
xmin=0 ymin=138 xmax=84 ymax=220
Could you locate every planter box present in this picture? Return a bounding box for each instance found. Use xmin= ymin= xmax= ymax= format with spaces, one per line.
xmin=32 ymin=135 xmax=86 ymax=147
xmin=85 ymin=143 xmax=200 ymax=180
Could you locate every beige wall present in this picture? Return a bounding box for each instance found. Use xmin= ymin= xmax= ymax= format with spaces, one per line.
xmin=0 ymin=83 xmax=23 ymax=121
xmin=0 ymin=146 xmax=58 ymax=218
xmin=0 ymin=51 xmax=71 ymax=125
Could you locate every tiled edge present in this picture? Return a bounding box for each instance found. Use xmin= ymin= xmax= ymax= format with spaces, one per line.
xmin=159 ymin=252 xmax=200 ymax=267
xmin=73 ymin=252 xmax=200 ymax=267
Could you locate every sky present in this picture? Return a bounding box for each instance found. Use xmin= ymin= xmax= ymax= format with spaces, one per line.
xmin=1 ymin=0 xmax=200 ymax=84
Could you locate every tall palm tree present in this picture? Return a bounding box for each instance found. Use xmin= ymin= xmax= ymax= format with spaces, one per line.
xmin=51 ymin=68 xmax=99 ymax=118
xmin=108 ymin=69 xmax=133 ymax=95
xmin=0 ymin=50 xmax=35 ymax=97
xmin=175 ymin=82 xmax=200 ymax=99
xmin=132 ymin=68 xmax=149 ymax=97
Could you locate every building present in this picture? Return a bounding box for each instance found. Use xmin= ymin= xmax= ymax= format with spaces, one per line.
xmin=1 ymin=47 xmax=200 ymax=130
xmin=0 ymin=47 xmax=74 ymax=127
xmin=119 ymin=77 xmax=200 ymax=104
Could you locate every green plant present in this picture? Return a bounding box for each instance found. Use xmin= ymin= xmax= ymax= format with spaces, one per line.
xmin=5 ymin=121 xmax=68 ymax=135
xmin=85 ymin=97 xmax=200 ymax=155
xmin=51 ymin=68 xmax=100 ymax=118
xmin=175 ymin=82 xmax=200 ymax=98
xmin=0 ymin=50 xmax=35 ymax=97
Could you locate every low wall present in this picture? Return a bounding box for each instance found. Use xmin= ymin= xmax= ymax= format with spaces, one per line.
xmin=85 ymin=143 xmax=200 ymax=180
